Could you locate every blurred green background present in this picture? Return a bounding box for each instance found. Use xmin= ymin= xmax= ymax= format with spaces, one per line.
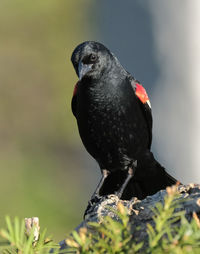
xmin=0 ymin=0 xmax=99 ymax=241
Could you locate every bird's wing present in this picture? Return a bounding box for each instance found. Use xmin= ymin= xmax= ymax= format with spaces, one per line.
xmin=131 ymin=80 xmax=153 ymax=148
xmin=71 ymin=82 xmax=79 ymax=117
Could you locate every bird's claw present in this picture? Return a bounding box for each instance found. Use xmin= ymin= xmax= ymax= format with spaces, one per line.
xmin=84 ymin=195 xmax=102 ymax=219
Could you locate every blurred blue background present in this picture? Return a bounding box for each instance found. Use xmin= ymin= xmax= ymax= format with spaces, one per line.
xmin=0 ymin=0 xmax=200 ymax=241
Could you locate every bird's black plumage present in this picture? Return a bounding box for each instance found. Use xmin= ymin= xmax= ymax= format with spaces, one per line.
xmin=71 ymin=41 xmax=177 ymax=200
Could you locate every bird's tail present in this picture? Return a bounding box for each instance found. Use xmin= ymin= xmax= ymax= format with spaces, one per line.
xmin=121 ymin=150 xmax=178 ymax=200
xmin=165 ymin=171 xmax=178 ymax=186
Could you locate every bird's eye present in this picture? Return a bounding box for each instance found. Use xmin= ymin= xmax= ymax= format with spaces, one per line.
xmin=82 ymin=54 xmax=98 ymax=65
xmin=90 ymin=54 xmax=97 ymax=62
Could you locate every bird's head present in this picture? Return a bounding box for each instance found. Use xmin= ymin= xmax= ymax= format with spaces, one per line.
xmin=71 ymin=41 xmax=115 ymax=81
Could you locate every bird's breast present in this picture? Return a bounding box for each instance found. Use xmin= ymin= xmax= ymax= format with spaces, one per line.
xmin=76 ymin=79 xmax=149 ymax=170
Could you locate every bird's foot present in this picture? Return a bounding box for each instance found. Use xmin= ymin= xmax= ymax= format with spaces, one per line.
xmin=84 ymin=169 xmax=110 ymax=219
xmin=84 ymin=195 xmax=102 ymax=219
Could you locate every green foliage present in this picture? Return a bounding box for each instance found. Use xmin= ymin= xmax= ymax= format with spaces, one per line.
xmin=66 ymin=202 xmax=143 ymax=254
xmin=147 ymin=186 xmax=200 ymax=253
xmin=0 ymin=216 xmax=60 ymax=254
xmin=66 ymin=187 xmax=200 ymax=253
xmin=2 ymin=187 xmax=200 ymax=253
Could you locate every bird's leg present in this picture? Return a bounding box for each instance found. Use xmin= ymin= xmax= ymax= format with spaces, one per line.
xmin=91 ymin=169 xmax=110 ymax=200
xmin=84 ymin=169 xmax=110 ymax=218
xmin=116 ymin=160 xmax=137 ymax=199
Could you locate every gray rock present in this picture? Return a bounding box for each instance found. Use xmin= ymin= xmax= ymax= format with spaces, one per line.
xmin=58 ymin=184 xmax=200 ymax=252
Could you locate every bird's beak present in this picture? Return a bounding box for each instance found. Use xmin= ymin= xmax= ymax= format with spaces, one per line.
xmin=78 ymin=62 xmax=93 ymax=80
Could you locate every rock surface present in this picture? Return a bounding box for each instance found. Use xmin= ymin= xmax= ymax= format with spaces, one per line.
xmin=59 ymin=184 xmax=200 ymax=252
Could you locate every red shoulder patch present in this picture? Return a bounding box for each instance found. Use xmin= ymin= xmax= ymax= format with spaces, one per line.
xmin=135 ymin=83 xmax=149 ymax=104
xmin=73 ymin=82 xmax=79 ymax=96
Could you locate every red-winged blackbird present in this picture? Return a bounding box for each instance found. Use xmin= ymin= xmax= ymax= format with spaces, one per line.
xmin=71 ymin=41 xmax=177 ymax=200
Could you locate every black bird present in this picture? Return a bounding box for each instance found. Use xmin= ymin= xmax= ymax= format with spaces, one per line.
xmin=71 ymin=41 xmax=177 ymax=201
